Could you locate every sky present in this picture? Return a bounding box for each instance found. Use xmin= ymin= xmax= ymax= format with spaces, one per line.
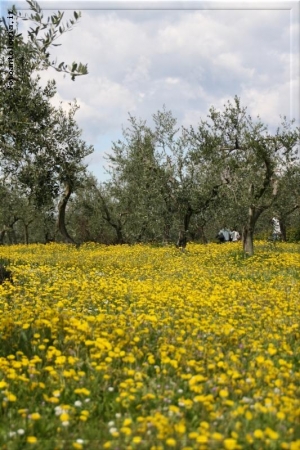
xmin=3 ymin=0 xmax=300 ymax=181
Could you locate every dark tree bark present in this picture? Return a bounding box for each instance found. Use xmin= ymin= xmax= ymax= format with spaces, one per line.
xmin=0 ymin=216 xmax=19 ymax=245
xmin=177 ymin=230 xmax=187 ymax=249
xmin=279 ymin=219 xmax=287 ymax=242
xmin=243 ymin=203 xmax=266 ymax=256
xmin=198 ymin=225 xmax=208 ymax=244
xmin=22 ymin=219 xmax=34 ymax=245
xmin=0 ymin=229 xmax=6 ymax=245
xmin=183 ymin=205 xmax=193 ymax=233
xmin=57 ymin=182 xmax=76 ymax=244
xmin=278 ymin=205 xmax=299 ymax=242
xmin=7 ymin=229 xmax=17 ymax=244
xmin=115 ymin=225 xmax=125 ymax=245
xmin=243 ymin=150 xmax=279 ymax=255
xmin=243 ymin=219 xmax=255 ymax=256
xmin=24 ymin=223 xmax=29 ymax=245
xmin=96 ymin=190 xmax=126 ymax=244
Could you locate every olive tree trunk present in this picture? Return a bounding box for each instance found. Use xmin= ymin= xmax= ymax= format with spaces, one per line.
xmin=57 ymin=182 xmax=76 ymax=244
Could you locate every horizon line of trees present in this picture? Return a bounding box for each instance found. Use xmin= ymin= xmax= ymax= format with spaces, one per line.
xmin=1 ymin=1 xmax=300 ymax=255
xmin=1 ymin=99 xmax=300 ymax=255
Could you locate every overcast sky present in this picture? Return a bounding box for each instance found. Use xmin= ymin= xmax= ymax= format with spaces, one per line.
xmin=9 ymin=0 xmax=300 ymax=181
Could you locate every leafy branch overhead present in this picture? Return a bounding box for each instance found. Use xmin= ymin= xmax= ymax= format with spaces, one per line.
xmin=0 ymin=0 xmax=92 ymax=244
xmin=11 ymin=0 xmax=88 ymax=80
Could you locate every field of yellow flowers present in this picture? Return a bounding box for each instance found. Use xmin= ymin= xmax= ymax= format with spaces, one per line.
xmin=0 ymin=242 xmax=299 ymax=450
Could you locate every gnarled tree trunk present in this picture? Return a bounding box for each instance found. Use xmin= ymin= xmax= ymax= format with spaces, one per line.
xmin=278 ymin=206 xmax=299 ymax=242
xmin=57 ymin=182 xmax=75 ymax=244
xmin=198 ymin=225 xmax=208 ymax=244
xmin=243 ymin=173 xmax=279 ymax=256
xmin=22 ymin=219 xmax=34 ymax=245
xmin=279 ymin=219 xmax=287 ymax=242
xmin=243 ymin=204 xmax=261 ymax=256
xmin=243 ymin=224 xmax=254 ymax=256
xmin=0 ymin=217 xmax=19 ymax=245
xmin=183 ymin=206 xmax=193 ymax=234
xmin=0 ymin=229 xmax=6 ymax=245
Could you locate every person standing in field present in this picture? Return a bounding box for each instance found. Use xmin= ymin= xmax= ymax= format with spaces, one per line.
xmin=230 ymin=227 xmax=240 ymax=242
xmin=216 ymin=226 xmax=231 ymax=243
xmin=272 ymin=217 xmax=281 ymax=241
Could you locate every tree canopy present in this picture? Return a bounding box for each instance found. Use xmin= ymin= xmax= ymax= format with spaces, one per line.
xmin=1 ymin=0 xmax=93 ymax=244
xmin=65 ymin=99 xmax=300 ymax=254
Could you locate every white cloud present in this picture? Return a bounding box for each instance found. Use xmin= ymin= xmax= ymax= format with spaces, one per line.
xmin=165 ymin=77 xmax=180 ymax=85
xmin=240 ymin=83 xmax=292 ymax=126
xmin=15 ymin=3 xmax=299 ymax=181
xmin=124 ymin=55 xmax=151 ymax=86
xmin=214 ymin=52 xmax=255 ymax=79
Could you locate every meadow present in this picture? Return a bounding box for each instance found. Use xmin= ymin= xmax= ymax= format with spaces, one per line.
xmin=0 ymin=242 xmax=299 ymax=450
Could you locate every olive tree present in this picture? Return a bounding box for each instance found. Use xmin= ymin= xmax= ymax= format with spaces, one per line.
xmin=1 ymin=0 xmax=93 ymax=243
xmin=188 ymin=97 xmax=300 ymax=255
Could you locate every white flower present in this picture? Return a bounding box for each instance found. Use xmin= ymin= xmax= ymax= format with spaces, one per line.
xmin=74 ymin=400 xmax=82 ymax=407
xmin=109 ymin=427 xmax=118 ymax=434
xmin=108 ymin=421 xmax=115 ymax=427
xmin=115 ymin=413 xmax=121 ymax=418
xmin=55 ymin=406 xmax=68 ymax=416
xmin=76 ymin=439 xmax=84 ymax=444
xmin=9 ymin=431 xmax=16 ymax=438
xmin=62 ymin=421 xmax=69 ymax=427
xmin=108 ymin=387 xmax=114 ymax=392
xmin=17 ymin=429 xmax=25 ymax=435
xmin=54 ymin=407 xmax=63 ymax=416
xmin=241 ymin=397 xmax=253 ymax=403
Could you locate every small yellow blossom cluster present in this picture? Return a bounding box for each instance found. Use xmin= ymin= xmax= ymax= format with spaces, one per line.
xmin=0 ymin=241 xmax=299 ymax=449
